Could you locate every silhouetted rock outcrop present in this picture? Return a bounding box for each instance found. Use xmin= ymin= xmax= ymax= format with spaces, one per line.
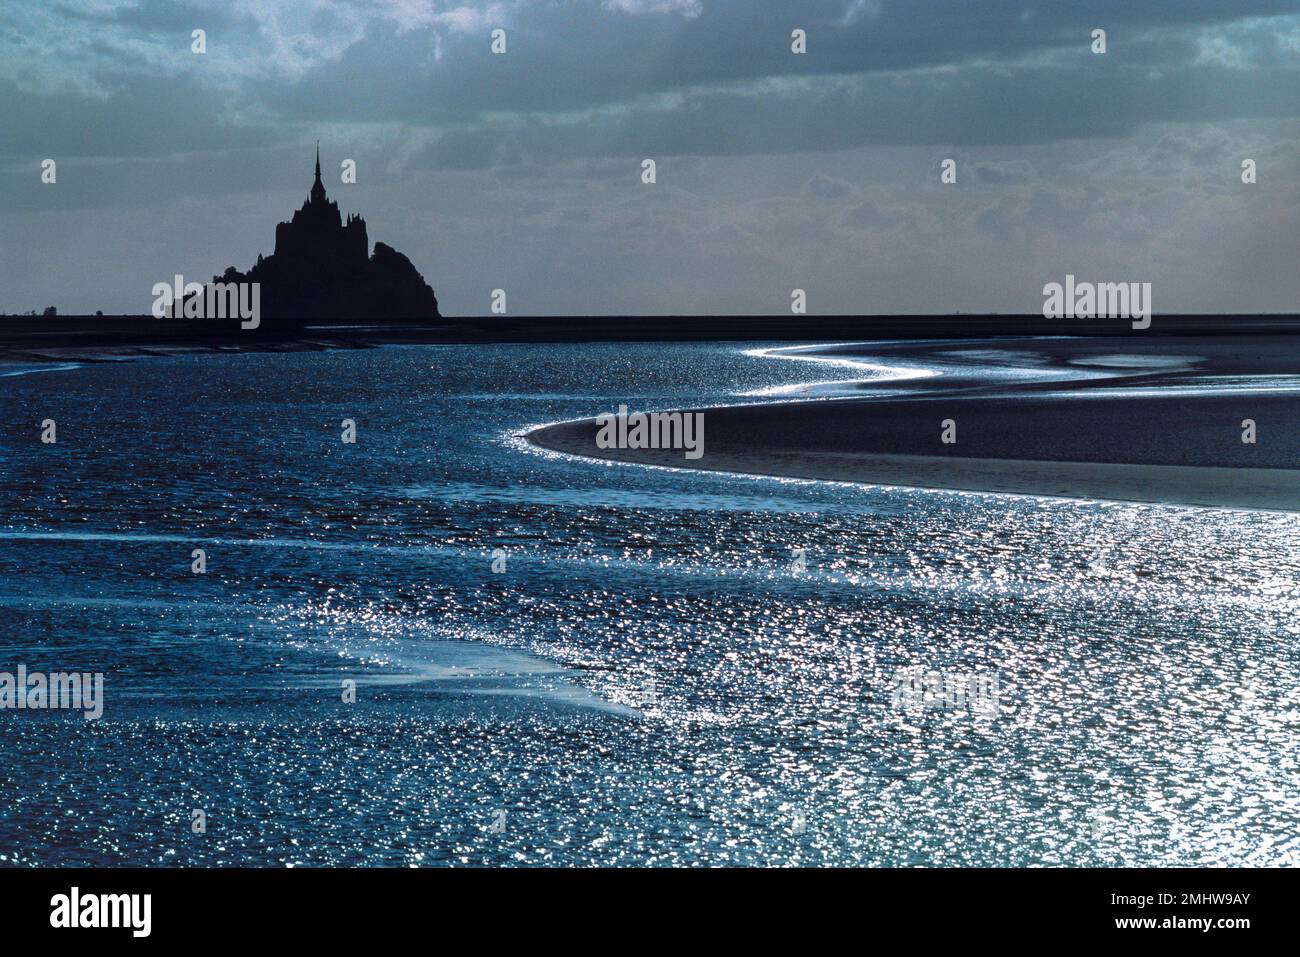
xmin=213 ymin=148 xmax=439 ymax=322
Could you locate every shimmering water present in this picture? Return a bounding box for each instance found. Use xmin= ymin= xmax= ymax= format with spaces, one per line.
xmin=1 ymin=342 xmax=1298 ymax=866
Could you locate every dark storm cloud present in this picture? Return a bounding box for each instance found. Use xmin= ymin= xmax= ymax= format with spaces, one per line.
xmin=0 ymin=74 xmax=276 ymax=163
xmin=261 ymin=1 xmax=1300 ymax=114
xmin=403 ymin=61 xmax=1300 ymax=172
xmin=6 ymin=0 xmax=1300 ymax=167
xmin=261 ymin=0 xmax=1300 ymax=174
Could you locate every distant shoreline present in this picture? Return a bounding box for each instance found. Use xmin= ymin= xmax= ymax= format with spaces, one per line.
xmin=3 ymin=313 xmax=1300 ymax=365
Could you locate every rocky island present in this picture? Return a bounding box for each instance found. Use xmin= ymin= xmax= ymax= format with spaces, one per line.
xmin=209 ymin=148 xmax=439 ymax=323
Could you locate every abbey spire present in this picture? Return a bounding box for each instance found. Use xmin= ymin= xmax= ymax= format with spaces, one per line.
xmin=310 ymin=141 xmax=327 ymax=204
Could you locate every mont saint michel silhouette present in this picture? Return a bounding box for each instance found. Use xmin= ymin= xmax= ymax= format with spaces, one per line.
xmin=211 ymin=148 xmax=440 ymax=322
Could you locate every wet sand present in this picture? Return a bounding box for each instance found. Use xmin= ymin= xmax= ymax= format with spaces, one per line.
xmin=529 ymin=336 xmax=1300 ymax=511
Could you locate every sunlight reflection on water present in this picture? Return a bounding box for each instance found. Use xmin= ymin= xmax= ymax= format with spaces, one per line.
xmin=0 ymin=342 xmax=1297 ymax=866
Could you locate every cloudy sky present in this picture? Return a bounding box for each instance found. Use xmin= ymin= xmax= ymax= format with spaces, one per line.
xmin=2 ymin=0 xmax=1299 ymax=316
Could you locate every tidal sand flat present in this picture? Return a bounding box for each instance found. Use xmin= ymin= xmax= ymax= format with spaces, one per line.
xmin=529 ymin=336 xmax=1300 ymax=511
